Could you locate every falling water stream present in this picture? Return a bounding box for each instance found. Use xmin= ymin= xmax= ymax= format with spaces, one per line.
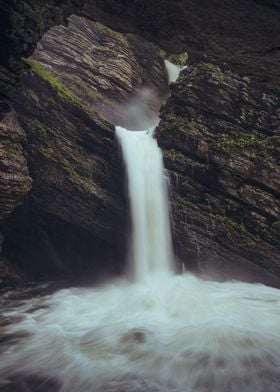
xmin=115 ymin=126 xmax=173 ymax=281
xmin=0 ymin=63 xmax=280 ymax=392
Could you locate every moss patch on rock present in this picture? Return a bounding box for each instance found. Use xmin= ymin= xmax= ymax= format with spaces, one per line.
xmin=38 ymin=146 xmax=54 ymax=159
xmin=93 ymin=21 xmax=128 ymax=46
xmin=1 ymin=140 xmax=22 ymax=155
xmin=159 ymin=50 xmax=188 ymax=66
xmin=196 ymin=63 xmax=218 ymax=74
xmin=31 ymin=119 xmax=53 ymax=138
xmin=169 ymin=148 xmax=185 ymax=161
xmin=217 ymin=130 xmax=267 ymax=152
xmin=22 ymin=58 xmax=83 ymax=108
xmin=62 ymin=159 xmax=81 ymax=182
xmin=163 ymin=113 xmax=188 ymax=127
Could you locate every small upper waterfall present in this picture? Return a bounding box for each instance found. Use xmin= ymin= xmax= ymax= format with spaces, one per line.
xmin=164 ymin=60 xmax=181 ymax=83
xmin=115 ymin=126 xmax=173 ymax=281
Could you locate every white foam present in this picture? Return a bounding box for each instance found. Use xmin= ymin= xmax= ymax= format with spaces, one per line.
xmin=1 ymin=275 xmax=280 ymax=391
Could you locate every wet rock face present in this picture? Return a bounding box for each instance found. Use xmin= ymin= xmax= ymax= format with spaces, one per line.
xmin=158 ymin=62 xmax=280 ymax=286
xmin=0 ymin=111 xmax=31 ymax=224
xmin=1 ymin=16 xmax=168 ymax=279
xmin=3 ymin=74 xmax=126 ymax=278
xmin=31 ymin=15 xmax=168 ymax=129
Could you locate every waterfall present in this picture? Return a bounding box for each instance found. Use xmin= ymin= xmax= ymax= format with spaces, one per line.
xmin=164 ymin=60 xmax=181 ymax=83
xmin=114 ymin=59 xmax=185 ymax=280
xmin=115 ymin=126 xmax=173 ymax=280
xmin=1 ymin=61 xmax=280 ymax=392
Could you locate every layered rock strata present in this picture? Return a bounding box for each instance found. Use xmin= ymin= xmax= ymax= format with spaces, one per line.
xmin=1 ymin=16 xmax=168 ymax=279
xmin=0 ymin=111 xmax=31 ymax=223
xmin=1 ymin=0 xmax=279 ymax=119
xmin=158 ymin=61 xmax=280 ymax=286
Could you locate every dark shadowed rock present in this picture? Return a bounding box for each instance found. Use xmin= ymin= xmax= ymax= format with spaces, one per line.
xmin=81 ymin=0 xmax=280 ymax=89
xmin=1 ymin=0 xmax=280 ymax=118
xmin=0 ymin=111 xmax=31 ymax=223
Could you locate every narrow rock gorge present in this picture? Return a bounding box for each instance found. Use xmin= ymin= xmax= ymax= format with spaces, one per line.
xmin=0 ymin=0 xmax=279 ymax=287
xmin=0 ymin=3 xmax=280 ymax=392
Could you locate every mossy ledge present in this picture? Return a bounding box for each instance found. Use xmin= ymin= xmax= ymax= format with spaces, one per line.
xmin=159 ymin=50 xmax=188 ymax=66
xmin=22 ymin=58 xmax=84 ymax=109
xmin=92 ymin=21 xmax=128 ymax=46
xmin=217 ymin=130 xmax=268 ymax=152
xmin=196 ymin=63 xmax=218 ymax=74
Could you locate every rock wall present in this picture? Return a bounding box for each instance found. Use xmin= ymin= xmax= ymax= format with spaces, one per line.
xmin=158 ymin=61 xmax=280 ymax=286
xmin=31 ymin=15 xmax=168 ymax=128
xmin=1 ymin=0 xmax=279 ymax=119
xmin=0 ymin=0 xmax=83 ymax=115
xmin=81 ymin=0 xmax=280 ymax=88
xmin=0 ymin=111 xmax=31 ymax=223
xmin=1 ymin=16 xmax=168 ymax=280
xmin=0 ymin=1 xmax=279 ymax=284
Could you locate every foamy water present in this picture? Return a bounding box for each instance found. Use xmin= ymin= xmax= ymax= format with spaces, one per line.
xmin=0 ymin=275 xmax=280 ymax=391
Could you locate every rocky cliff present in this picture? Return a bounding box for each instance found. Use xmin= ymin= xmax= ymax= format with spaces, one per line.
xmin=158 ymin=60 xmax=280 ymax=286
xmin=0 ymin=1 xmax=279 ymax=285
xmin=1 ymin=0 xmax=279 ymax=119
xmin=1 ymin=15 xmax=168 ymax=281
xmin=30 ymin=15 xmax=168 ymax=128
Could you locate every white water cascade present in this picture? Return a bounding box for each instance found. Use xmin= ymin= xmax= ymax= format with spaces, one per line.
xmin=0 ymin=62 xmax=280 ymax=392
xmin=115 ymin=126 xmax=173 ymax=280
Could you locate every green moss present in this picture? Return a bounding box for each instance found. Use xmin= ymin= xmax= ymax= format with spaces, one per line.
xmin=159 ymin=49 xmax=167 ymax=58
xmin=74 ymin=78 xmax=114 ymax=105
xmin=159 ymin=50 xmax=188 ymax=66
xmin=249 ymin=151 xmax=257 ymax=159
xmin=39 ymin=147 xmax=54 ymax=158
xmin=62 ymin=160 xmax=81 ymax=182
xmin=178 ymin=196 xmax=195 ymax=209
xmin=31 ymin=119 xmax=53 ymax=137
xmin=217 ymin=130 xmax=267 ymax=152
xmin=38 ymin=146 xmax=81 ymax=182
xmin=2 ymin=139 xmax=22 ymax=154
xmin=216 ymin=215 xmax=250 ymax=237
xmin=75 ymin=79 xmax=103 ymax=100
xmin=263 ymin=135 xmax=280 ymax=150
xmin=196 ymin=63 xmax=218 ymax=73
xmin=170 ymin=52 xmax=188 ymax=66
xmin=195 ymin=161 xmax=209 ymax=170
xmin=226 ymin=220 xmax=247 ymax=236
xmin=22 ymin=58 xmax=83 ymax=108
xmin=164 ymin=113 xmax=187 ymax=127
xmin=93 ymin=21 xmax=128 ymax=46
xmin=169 ymin=148 xmax=185 ymax=161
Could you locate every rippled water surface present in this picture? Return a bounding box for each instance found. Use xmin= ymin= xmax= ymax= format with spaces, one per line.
xmin=0 ymin=275 xmax=280 ymax=392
